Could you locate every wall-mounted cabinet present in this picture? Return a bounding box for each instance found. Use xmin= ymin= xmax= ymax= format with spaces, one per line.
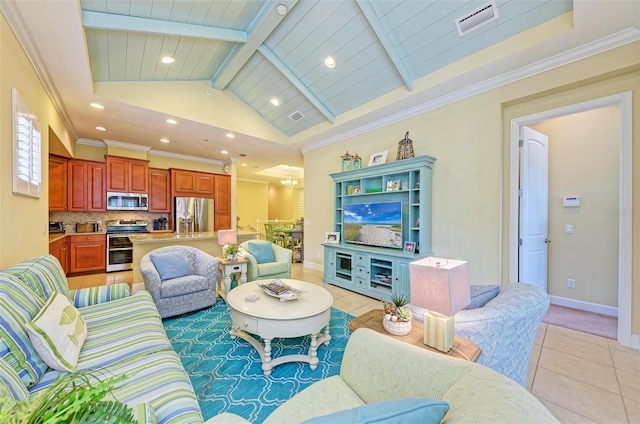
xmin=148 ymin=168 xmax=171 ymax=212
xmin=106 ymin=156 xmax=149 ymax=193
xmin=48 ymin=155 xmax=68 ymax=211
xmin=323 ymin=155 xmax=436 ymax=301
xmin=68 ymin=160 xmax=106 ymax=212
xmin=170 ymin=169 xmax=215 ymax=197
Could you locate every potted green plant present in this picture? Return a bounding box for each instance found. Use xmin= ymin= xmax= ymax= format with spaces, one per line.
xmin=222 ymin=243 xmax=239 ymax=260
xmin=381 ymin=293 xmax=412 ymax=336
xmin=0 ymin=372 xmax=136 ymax=423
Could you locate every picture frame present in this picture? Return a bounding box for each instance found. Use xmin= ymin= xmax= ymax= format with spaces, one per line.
xmin=12 ymin=88 xmax=41 ymax=198
xmin=386 ymin=180 xmax=400 ymax=191
xmin=325 ymin=232 xmax=340 ymax=244
xmin=403 ymin=241 xmax=416 ymax=255
xmin=368 ymin=150 xmax=388 ymax=166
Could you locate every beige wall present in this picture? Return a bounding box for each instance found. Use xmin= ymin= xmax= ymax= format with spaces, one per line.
xmin=0 ymin=13 xmax=73 ymax=267
xmin=305 ymin=42 xmax=640 ymax=334
xmin=268 ymin=184 xmax=303 ymax=221
xmin=529 ymin=106 xmax=619 ymax=307
xmin=237 ymin=180 xmax=269 ymax=230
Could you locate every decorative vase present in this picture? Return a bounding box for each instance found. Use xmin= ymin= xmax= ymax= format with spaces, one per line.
xmin=382 ymin=315 xmax=412 ymax=336
xmin=227 ymin=254 xmax=237 ymax=260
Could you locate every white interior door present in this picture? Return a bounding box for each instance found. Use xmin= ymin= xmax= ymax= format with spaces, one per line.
xmin=519 ymin=126 xmax=549 ymax=291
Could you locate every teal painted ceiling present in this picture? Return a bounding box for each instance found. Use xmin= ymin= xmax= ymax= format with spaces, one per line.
xmin=81 ymin=0 xmax=573 ymax=137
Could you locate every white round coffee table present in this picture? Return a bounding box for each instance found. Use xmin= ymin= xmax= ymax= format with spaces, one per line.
xmin=226 ymin=279 xmax=333 ymax=376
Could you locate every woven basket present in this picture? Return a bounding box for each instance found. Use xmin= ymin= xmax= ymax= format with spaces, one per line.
xmin=382 ymin=316 xmax=412 ymax=336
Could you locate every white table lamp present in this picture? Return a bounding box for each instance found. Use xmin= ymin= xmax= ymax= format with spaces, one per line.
xmin=409 ymin=257 xmax=470 ymax=352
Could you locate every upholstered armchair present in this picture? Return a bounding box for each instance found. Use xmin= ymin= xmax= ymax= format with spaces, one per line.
xmin=239 ymin=240 xmax=292 ymax=282
xmin=140 ymin=245 xmax=219 ymax=318
xmin=410 ymin=282 xmax=549 ymax=386
xmin=453 ymin=283 xmax=550 ymax=386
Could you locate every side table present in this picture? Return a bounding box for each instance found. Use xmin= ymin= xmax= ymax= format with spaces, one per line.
xmin=217 ymin=257 xmax=248 ymax=300
xmin=349 ymin=309 xmax=481 ymax=362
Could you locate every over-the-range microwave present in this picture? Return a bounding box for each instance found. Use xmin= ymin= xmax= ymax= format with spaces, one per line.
xmin=106 ymin=192 xmax=148 ymax=211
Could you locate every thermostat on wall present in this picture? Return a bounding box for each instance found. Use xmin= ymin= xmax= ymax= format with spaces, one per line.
xmin=563 ymin=196 xmax=580 ymax=207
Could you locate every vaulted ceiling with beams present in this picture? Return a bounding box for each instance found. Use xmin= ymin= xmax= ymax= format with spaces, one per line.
xmin=3 ymin=0 xmax=640 ymax=181
xmin=82 ymin=0 xmax=571 ymax=137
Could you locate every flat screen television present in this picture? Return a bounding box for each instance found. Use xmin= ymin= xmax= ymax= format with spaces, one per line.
xmin=343 ymin=201 xmax=402 ymax=249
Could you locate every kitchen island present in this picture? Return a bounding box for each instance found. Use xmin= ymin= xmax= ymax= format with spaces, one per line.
xmin=129 ymin=231 xmax=260 ymax=283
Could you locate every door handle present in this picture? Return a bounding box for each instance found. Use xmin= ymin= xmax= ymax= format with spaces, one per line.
xmin=544 ymin=239 xmax=551 ymax=244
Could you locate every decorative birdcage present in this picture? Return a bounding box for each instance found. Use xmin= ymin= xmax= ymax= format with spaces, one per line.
xmin=341 ymin=151 xmax=362 ymax=171
xmin=396 ymin=132 xmax=415 ymax=160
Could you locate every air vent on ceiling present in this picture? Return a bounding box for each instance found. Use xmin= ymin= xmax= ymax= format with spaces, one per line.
xmin=455 ymin=0 xmax=499 ymax=36
xmin=288 ymin=111 xmax=305 ymax=122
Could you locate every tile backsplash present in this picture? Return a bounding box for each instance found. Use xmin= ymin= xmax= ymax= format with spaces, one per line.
xmin=49 ymin=211 xmax=169 ymax=233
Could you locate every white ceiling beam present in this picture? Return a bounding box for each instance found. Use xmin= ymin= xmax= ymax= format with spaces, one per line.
xmin=212 ymin=0 xmax=299 ymax=90
xmin=258 ymin=45 xmax=335 ymax=124
xmin=82 ymin=10 xmax=247 ymax=43
xmin=355 ymin=0 xmax=414 ymax=91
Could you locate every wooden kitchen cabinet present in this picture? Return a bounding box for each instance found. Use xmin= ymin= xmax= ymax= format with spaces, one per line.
xmin=214 ymin=175 xmax=231 ymax=230
xmin=49 ymin=237 xmax=69 ymax=274
xmin=48 ymin=155 xmax=68 ymax=211
xmin=106 ymin=156 xmax=149 ymax=193
xmin=170 ymin=169 xmax=215 ymax=197
xmin=68 ymin=160 xmax=106 ymax=211
xmin=148 ymin=168 xmax=171 ymax=212
xmin=69 ymin=234 xmax=106 ymax=273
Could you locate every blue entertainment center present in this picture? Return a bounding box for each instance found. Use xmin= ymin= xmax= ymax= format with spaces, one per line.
xmin=323 ymin=155 xmax=436 ymax=301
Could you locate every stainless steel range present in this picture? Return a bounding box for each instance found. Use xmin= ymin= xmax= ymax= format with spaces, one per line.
xmin=106 ymin=219 xmax=149 ymax=272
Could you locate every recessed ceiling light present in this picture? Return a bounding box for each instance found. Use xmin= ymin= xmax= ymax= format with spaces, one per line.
xmin=160 ymin=138 xmax=170 ymax=143
xmin=166 ymin=118 xmax=177 ymax=124
xmin=324 ymin=56 xmax=336 ymax=68
xmin=95 ymin=126 xmax=106 ymax=131
xmin=161 ymin=56 xmax=174 ymax=64
xmin=270 ymin=98 xmax=280 ymax=106
xmin=276 ymin=4 xmax=288 ymax=16
xmin=221 ymin=150 xmax=228 ymax=154
xmin=226 ymin=133 xmax=235 ymax=138
xmin=90 ymin=103 xmax=104 ymax=109
xmin=242 ymin=163 xmax=247 ymax=167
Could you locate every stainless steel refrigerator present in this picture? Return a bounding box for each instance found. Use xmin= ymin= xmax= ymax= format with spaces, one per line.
xmin=174 ymin=197 xmax=215 ymax=233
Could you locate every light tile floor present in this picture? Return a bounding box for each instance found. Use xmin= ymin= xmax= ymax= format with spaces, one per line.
xmin=68 ymin=264 xmax=640 ymax=423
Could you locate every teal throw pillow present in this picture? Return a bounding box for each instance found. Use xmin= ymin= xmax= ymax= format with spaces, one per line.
xmin=464 ymin=285 xmax=500 ymax=310
xmin=302 ymin=398 xmax=450 ymax=424
xmin=150 ymin=251 xmax=191 ymax=281
xmin=248 ymin=241 xmax=275 ymax=264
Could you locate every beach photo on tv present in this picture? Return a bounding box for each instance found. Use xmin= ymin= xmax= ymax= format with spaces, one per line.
xmin=343 ymin=201 xmax=402 ymax=249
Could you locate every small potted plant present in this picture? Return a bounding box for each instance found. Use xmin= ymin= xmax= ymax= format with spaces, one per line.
xmin=381 ymin=293 xmax=412 ymax=336
xmin=222 ymin=243 xmax=239 ymax=260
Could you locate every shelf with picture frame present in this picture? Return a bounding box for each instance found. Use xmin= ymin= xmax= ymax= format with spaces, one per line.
xmin=325 ymin=155 xmax=436 ymax=301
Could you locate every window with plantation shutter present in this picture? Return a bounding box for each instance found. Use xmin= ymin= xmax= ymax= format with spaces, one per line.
xmin=12 ymin=89 xmax=41 ymax=198
xmin=297 ymin=188 xmax=304 ymax=218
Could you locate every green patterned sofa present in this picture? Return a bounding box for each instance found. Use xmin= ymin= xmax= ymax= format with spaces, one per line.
xmin=0 ymin=254 xmax=215 ymax=423
xmin=210 ymin=328 xmax=559 ymax=424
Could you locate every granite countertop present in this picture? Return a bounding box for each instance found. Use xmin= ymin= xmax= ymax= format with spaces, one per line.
xmin=129 ymin=231 xmax=260 ymax=244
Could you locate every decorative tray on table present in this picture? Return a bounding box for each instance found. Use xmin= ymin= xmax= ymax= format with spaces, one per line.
xmin=259 ymin=279 xmax=306 ymax=302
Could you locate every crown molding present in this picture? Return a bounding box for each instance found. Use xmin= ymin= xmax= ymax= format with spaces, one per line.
xmin=301 ymin=26 xmax=640 ymax=154
xmin=103 ymin=139 xmax=152 ymax=152
xmin=148 ymin=149 xmax=223 ymax=165
xmin=0 ymin=1 xmax=78 ymax=141
xmin=238 ymin=178 xmax=270 ymax=184
xmin=76 ymin=138 xmax=106 ymax=147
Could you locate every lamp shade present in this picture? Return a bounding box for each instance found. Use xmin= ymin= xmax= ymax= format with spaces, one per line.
xmin=409 ymin=257 xmax=470 ymax=316
xmin=217 ymin=229 xmax=237 ymax=246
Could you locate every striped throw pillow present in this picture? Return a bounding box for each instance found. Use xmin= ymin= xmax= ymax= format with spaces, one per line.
xmin=0 ymin=357 xmax=29 ymax=401
xmin=2 ymin=255 xmax=71 ymax=301
xmin=26 ymin=293 xmax=87 ymax=372
xmin=0 ymin=274 xmax=48 ymax=388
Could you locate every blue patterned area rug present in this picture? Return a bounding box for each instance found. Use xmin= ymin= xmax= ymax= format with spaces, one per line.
xmin=163 ymin=299 xmax=353 ymax=423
